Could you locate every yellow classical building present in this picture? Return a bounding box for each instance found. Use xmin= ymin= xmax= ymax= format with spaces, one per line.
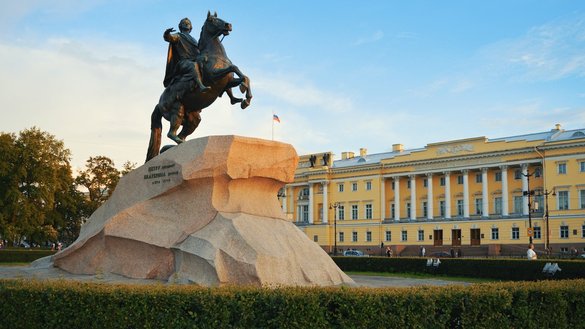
xmin=282 ymin=124 xmax=585 ymax=257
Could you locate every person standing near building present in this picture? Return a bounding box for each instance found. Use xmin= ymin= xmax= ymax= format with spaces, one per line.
xmin=527 ymin=244 xmax=537 ymax=260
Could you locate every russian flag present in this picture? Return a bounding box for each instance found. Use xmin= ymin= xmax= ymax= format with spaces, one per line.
xmin=273 ymin=114 xmax=280 ymax=123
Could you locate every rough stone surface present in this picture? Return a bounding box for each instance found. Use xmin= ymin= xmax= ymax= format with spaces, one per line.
xmin=49 ymin=135 xmax=353 ymax=287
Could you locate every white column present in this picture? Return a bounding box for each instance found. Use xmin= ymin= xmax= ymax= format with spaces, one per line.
xmin=308 ymin=183 xmax=314 ymax=224
xmin=282 ymin=186 xmax=288 ymax=214
xmin=322 ymin=182 xmax=328 ymax=224
xmin=482 ymin=168 xmax=489 ymax=217
xmin=462 ymin=170 xmax=470 ymax=218
xmin=521 ymin=164 xmax=529 ymax=215
xmin=410 ymin=175 xmax=417 ymax=220
xmin=394 ymin=177 xmax=400 ymax=221
xmin=380 ymin=177 xmax=386 ymax=221
xmin=444 ymin=172 xmax=451 ymax=219
xmin=501 ymin=166 xmax=509 ymax=216
xmin=427 ymin=173 xmax=434 ymax=220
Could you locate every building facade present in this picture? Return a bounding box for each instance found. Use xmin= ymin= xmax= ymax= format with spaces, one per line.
xmin=281 ymin=125 xmax=585 ymax=257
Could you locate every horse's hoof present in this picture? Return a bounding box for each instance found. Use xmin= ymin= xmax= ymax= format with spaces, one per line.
xmin=239 ymin=77 xmax=249 ymax=93
xmin=241 ymin=99 xmax=250 ymax=109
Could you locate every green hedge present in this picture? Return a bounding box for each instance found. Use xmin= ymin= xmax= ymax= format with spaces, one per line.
xmin=333 ymin=256 xmax=585 ymax=281
xmin=1 ymin=279 xmax=585 ymax=328
xmin=0 ymin=249 xmax=56 ymax=263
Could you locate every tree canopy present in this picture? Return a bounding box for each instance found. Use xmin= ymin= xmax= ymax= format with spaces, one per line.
xmin=0 ymin=127 xmax=135 ymax=247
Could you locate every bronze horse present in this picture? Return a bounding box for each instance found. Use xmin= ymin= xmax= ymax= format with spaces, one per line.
xmin=146 ymin=12 xmax=252 ymax=162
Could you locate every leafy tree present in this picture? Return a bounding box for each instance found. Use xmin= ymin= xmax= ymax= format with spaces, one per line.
xmin=0 ymin=132 xmax=19 ymax=245
xmin=0 ymin=127 xmax=138 ymax=247
xmin=0 ymin=128 xmax=72 ymax=246
xmin=121 ymin=161 xmax=137 ymax=176
xmin=75 ymin=156 xmax=122 ymax=214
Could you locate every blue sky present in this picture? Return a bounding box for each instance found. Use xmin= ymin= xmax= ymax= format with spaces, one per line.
xmin=1 ymin=1 xmax=585 ymax=170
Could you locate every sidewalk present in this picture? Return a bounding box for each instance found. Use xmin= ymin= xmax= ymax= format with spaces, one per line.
xmin=0 ymin=264 xmax=471 ymax=288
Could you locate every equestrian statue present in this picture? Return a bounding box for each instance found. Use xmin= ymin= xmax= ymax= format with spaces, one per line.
xmin=146 ymin=12 xmax=252 ymax=162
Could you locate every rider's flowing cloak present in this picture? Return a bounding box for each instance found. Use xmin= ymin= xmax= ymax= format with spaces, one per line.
xmin=163 ymin=45 xmax=174 ymax=88
xmin=163 ymin=32 xmax=200 ymax=88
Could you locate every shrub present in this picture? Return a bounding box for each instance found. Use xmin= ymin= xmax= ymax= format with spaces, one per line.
xmin=1 ymin=279 xmax=584 ymax=328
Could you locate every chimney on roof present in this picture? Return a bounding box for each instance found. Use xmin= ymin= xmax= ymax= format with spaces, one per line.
xmin=554 ymin=123 xmax=562 ymax=131
xmin=341 ymin=151 xmax=355 ymax=160
xmin=392 ymin=144 xmax=404 ymax=153
xmin=359 ymin=148 xmax=367 ymax=157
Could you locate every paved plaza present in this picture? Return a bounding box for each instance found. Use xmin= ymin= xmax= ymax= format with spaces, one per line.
xmin=0 ymin=264 xmax=470 ymax=288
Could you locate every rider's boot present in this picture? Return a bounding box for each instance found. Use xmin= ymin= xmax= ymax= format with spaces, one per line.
xmin=194 ymin=65 xmax=211 ymax=92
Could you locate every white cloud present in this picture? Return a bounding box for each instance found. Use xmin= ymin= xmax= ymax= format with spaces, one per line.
xmin=352 ymin=30 xmax=384 ymax=46
xmin=481 ymin=14 xmax=585 ymax=81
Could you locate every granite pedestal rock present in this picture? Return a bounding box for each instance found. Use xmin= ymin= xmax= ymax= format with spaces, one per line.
xmin=52 ymin=135 xmax=353 ymax=286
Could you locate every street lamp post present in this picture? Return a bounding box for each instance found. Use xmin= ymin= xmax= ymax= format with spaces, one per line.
xmin=330 ymin=202 xmax=340 ymax=256
xmin=540 ymin=189 xmax=556 ymax=254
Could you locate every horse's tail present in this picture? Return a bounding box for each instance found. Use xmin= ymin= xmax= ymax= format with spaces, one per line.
xmin=145 ymin=105 xmax=163 ymax=163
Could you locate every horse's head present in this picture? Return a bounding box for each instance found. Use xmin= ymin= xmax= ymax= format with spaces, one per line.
xmin=202 ymin=11 xmax=232 ymax=39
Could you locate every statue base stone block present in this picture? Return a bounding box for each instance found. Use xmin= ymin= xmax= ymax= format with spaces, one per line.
xmin=51 ymin=135 xmax=354 ymax=287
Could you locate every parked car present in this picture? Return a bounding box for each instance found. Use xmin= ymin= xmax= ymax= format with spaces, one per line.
xmin=343 ymin=250 xmax=369 ymax=257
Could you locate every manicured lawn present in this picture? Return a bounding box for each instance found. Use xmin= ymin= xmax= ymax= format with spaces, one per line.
xmin=346 ymin=271 xmax=497 ymax=283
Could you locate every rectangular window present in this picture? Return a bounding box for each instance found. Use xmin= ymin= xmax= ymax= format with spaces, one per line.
xmin=365 ymin=181 xmax=372 ymax=191
xmin=423 ymin=178 xmax=428 ymax=187
xmin=365 ymin=204 xmax=373 ymax=219
xmin=534 ymin=167 xmax=542 ymax=178
xmin=352 ymin=231 xmax=358 ymax=242
xmin=495 ymin=172 xmax=502 ymax=182
xmin=338 ymin=184 xmax=344 ymax=192
xmin=338 ymin=205 xmax=345 ymax=220
xmin=401 ymin=230 xmax=408 ymax=241
xmin=580 ymin=161 xmax=585 ymax=173
xmin=406 ymin=202 xmax=411 ymax=218
xmin=514 ymin=196 xmax=523 ymax=213
xmin=351 ymin=205 xmax=358 ymax=220
xmin=582 ymin=225 xmax=585 ymax=238
xmin=533 ymin=226 xmax=541 ymax=240
xmin=366 ymin=231 xmax=372 ymax=242
xmin=514 ymin=169 xmax=522 ymax=180
xmin=457 ymin=199 xmax=464 ymax=216
xmin=407 ymin=180 xmax=411 ymax=189
xmin=439 ymin=200 xmax=446 ymax=217
xmin=476 ymin=173 xmax=482 ymax=183
xmin=313 ymin=235 xmax=318 ymax=242
xmin=534 ymin=195 xmax=543 ymax=212
xmin=301 ymin=205 xmax=309 ymax=222
xmin=422 ymin=201 xmax=428 ymax=217
xmin=385 ymin=230 xmax=392 ymax=241
xmin=457 ymin=175 xmax=463 ymax=185
xmin=440 ymin=177 xmax=446 ymax=186
xmin=580 ymin=190 xmax=585 ymax=209
xmin=558 ymin=191 xmax=569 ymax=210
xmin=339 ymin=232 xmax=344 ymax=242
xmin=475 ymin=198 xmax=483 ymax=215
xmin=418 ymin=230 xmax=424 ymax=241
xmin=491 ymin=228 xmax=499 ymax=240
xmin=494 ymin=197 xmax=502 ymax=215
xmin=560 ymin=225 xmax=569 ymax=238
xmin=351 ymin=182 xmax=358 ymax=191
xmin=390 ymin=203 xmax=395 ymax=218
xmin=512 ymin=227 xmax=520 ymax=240
xmin=558 ymin=163 xmax=567 ymax=174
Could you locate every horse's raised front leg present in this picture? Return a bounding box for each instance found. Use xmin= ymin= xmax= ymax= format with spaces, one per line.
xmin=225 ymin=88 xmax=243 ymax=105
xmin=224 ymin=65 xmax=252 ymax=109
xmin=167 ymin=103 xmax=185 ymax=144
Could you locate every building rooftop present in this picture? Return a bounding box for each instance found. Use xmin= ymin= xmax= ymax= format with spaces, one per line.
xmin=331 ymin=125 xmax=585 ymax=169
